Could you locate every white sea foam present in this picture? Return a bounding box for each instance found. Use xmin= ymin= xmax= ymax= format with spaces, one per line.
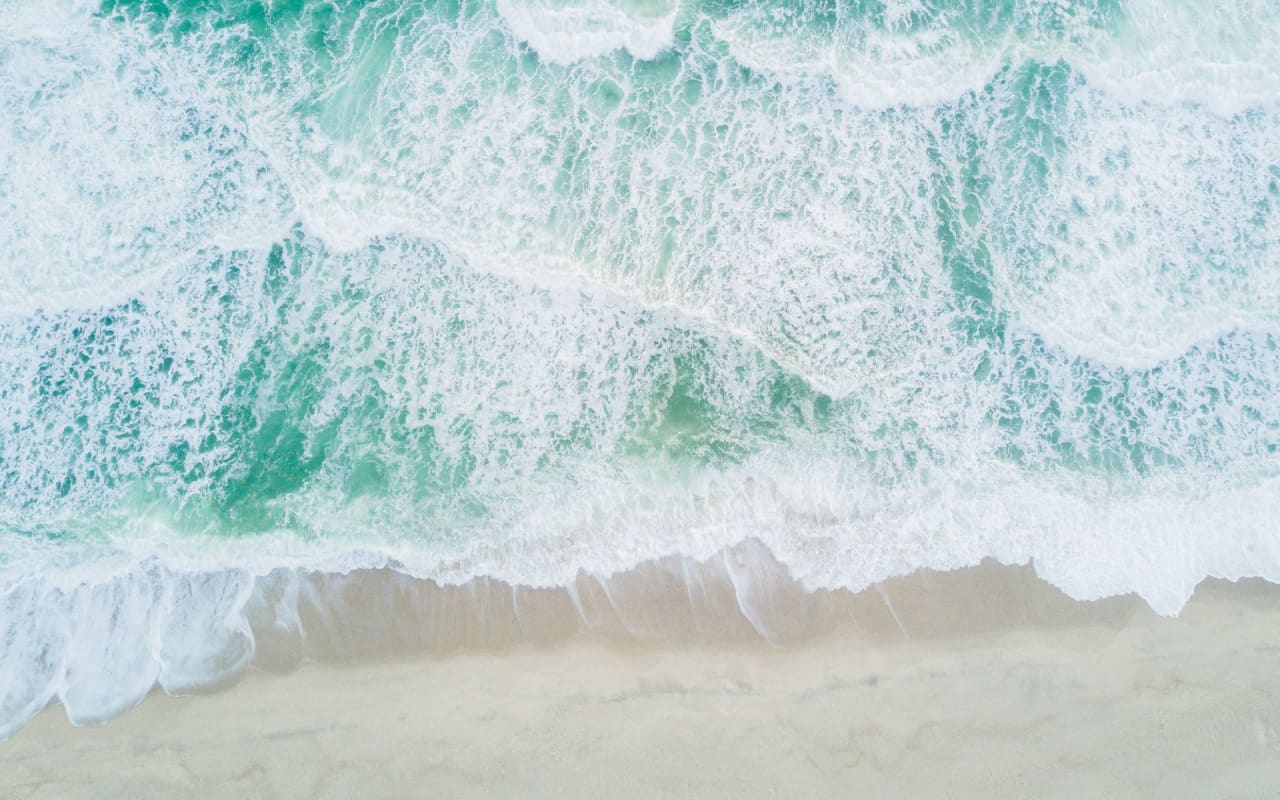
xmin=1080 ymin=0 xmax=1280 ymax=115
xmin=982 ymin=78 xmax=1280 ymax=367
xmin=0 ymin=2 xmax=291 ymax=318
xmin=707 ymin=11 xmax=1006 ymax=110
xmin=495 ymin=0 xmax=679 ymax=65
xmin=709 ymin=0 xmax=1280 ymax=115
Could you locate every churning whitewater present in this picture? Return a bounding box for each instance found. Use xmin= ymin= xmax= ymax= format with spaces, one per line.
xmin=2 ymin=0 xmax=1279 ymax=736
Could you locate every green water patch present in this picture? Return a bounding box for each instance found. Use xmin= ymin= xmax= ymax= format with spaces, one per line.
xmin=22 ymin=229 xmax=836 ymax=541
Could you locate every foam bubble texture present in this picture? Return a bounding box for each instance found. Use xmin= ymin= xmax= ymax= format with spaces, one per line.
xmin=496 ymin=0 xmax=679 ymax=65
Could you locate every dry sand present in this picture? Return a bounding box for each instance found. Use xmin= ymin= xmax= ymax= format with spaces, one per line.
xmin=3 ymin=565 xmax=1279 ymax=798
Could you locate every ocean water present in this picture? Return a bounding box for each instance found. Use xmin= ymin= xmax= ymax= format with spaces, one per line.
xmin=2 ymin=0 xmax=1279 ymax=736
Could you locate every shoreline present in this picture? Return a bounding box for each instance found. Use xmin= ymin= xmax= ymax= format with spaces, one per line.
xmin=4 ymin=564 xmax=1279 ymax=797
xmin=3 ymin=541 xmax=1164 ymax=739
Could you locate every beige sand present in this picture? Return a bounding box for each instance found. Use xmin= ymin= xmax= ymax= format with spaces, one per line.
xmin=3 ymin=567 xmax=1279 ymax=798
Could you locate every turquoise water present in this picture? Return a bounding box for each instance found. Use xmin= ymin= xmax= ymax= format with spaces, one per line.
xmin=1 ymin=0 xmax=1279 ymax=734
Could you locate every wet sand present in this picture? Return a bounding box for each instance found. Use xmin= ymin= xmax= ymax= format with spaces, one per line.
xmin=3 ymin=566 xmax=1279 ymax=799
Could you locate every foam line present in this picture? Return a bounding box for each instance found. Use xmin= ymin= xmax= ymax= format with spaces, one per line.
xmin=0 ymin=542 xmax=1159 ymax=740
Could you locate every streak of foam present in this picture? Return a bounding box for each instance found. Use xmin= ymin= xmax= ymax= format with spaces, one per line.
xmin=707 ymin=0 xmax=1117 ymax=109
xmin=708 ymin=2 xmax=1010 ymax=110
xmin=496 ymin=0 xmax=680 ymax=65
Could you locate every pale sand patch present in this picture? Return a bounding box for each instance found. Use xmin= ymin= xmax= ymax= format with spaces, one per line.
xmin=2 ymin=565 xmax=1279 ymax=798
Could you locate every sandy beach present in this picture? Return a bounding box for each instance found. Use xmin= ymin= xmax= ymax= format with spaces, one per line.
xmin=4 ymin=563 xmax=1278 ymax=799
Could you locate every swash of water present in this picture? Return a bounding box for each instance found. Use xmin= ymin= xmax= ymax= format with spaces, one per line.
xmin=1 ymin=0 xmax=1279 ymax=736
